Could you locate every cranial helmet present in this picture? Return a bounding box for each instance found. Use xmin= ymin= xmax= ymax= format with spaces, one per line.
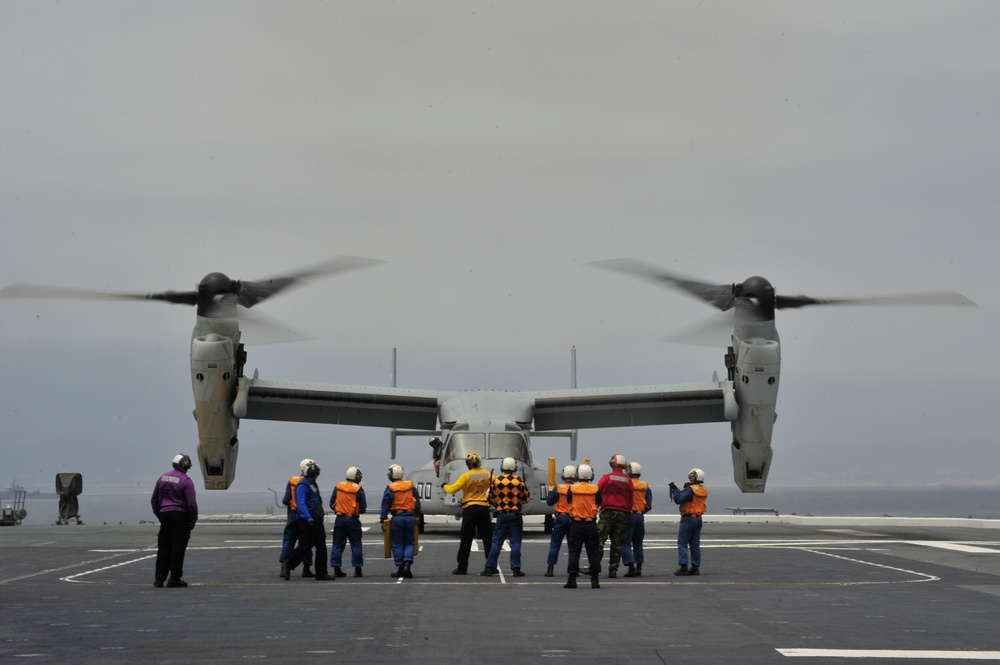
xmin=300 ymin=458 xmax=319 ymax=476
xmin=346 ymin=467 xmax=362 ymax=483
xmin=172 ymin=454 xmax=192 ymax=472
xmin=688 ymin=468 xmax=705 ymax=483
xmin=561 ymin=465 xmax=578 ymax=482
xmin=577 ymin=464 xmax=595 ymax=482
xmin=501 ymin=457 xmax=517 ymax=473
xmin=465 ymin=453 xmax=482 ymax=469
xmin=387 ymin=464 xmax=404 ymax=481
xmin=628 ymin=462 xmax=642 ymax=478
xmin=610 ymin=453 xmax=628 ymax=470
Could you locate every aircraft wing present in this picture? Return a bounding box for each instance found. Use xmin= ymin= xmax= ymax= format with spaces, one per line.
xmin=238 ymin=378 xmax=448 ymax=430
xmin=524 ymin=381 xmax=736 ymax=430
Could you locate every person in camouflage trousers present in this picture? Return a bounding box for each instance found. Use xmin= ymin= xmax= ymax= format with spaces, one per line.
xmin=596 ymin=453 xmax=634 ymax=578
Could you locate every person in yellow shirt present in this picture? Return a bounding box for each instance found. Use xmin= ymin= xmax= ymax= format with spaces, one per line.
xmin=443 ymin=453 xmax=493 ymax=575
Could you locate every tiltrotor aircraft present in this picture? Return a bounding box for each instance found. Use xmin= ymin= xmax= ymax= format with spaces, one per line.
xmin=0 ymin=257 xmax=974 ymax=527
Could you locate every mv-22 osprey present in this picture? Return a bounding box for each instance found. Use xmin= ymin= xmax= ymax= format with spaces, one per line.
xmin=0 ymin=257 xmax=974 ymax=528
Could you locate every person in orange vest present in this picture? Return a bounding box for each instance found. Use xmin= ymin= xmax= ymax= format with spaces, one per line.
xmin=563 ymin=463 xmax=602 ymax=589
xmin=380 ymin=464 xmax=421 ymax=578
xmin=282 ymin=459 xmax=335 ymax=581
xmin=442 ymin=453 xmax=493 ymax=575
xmin=279 ymin=461 xmax=314 ymax=578
xmin=622 ymin=461 xmax=652 ymax=577
xmin=544 ymin=464 xmax=577 ymax=577
xmin=329 ymin=466 xmax=367 ymax=577
xmin=669 ymin=468 xmax=708 ymax=576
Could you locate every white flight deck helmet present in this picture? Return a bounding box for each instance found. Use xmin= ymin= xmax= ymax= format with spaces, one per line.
xmin=500 ymin=457 xmax=517 ymax=473
xmin=688 ymin=468 xmax=705 ymax=483
xmin=346 ymin=467 xmax=362 ymax=483
xmin=609 ymin=453 xmax=628 ymax=470
xmin=387 ymin=464 xmax=404 ymax=481
xmin=561 ymin=465 xmax=578 ymax=482
xmin=172 ymin=454 xmax=192 ymax=472
xmin=577 ymin=464 xmax=595 ymax=481
xmin=300 ymin=458 xmax=319 ymax=476
xmin=627 ymin=462 xmax=642 ymax=478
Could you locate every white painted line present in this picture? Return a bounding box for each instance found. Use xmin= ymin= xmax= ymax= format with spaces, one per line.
xmin=909 ymin=541 xmax=1000 ymax=554
xmin=778 ymin=648 xmax=1000 ymax=659
xmin=62 ymin=554 xmax=157 ymax=583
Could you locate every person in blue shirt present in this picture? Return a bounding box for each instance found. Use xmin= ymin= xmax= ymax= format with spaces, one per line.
xmin=380 ymin=464 xmax=422 ymax=578
xmin=281 ymin=459 xmax=334 ymax=581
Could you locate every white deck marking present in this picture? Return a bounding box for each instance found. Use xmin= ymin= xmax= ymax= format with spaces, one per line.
xmin=779 ymin=648 xmax=1000 ymax=659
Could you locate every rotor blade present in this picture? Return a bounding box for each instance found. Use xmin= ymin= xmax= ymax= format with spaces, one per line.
xmin=211 ymin=310 xmax=314 ymax=345
xmin=589 ymin=259 xmax=736 ymax=311
xmin=237 ymin=256 xmax=385 ymax=309
xmin=777 ymin=291 xmax=977 ymax=310
xmin=0 ymin=283 xmax=198 ymax=305
xmin=663 ymin=311 xmax=736 ymax=347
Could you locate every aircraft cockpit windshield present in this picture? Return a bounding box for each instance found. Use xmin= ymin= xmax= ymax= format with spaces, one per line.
xmin=488 ymin=432 xmax=530 ymax=464
xmin=442 ymin=432 xmax=530 ymax=466
xmin=442 ymin=433 xmax=484 ymax=465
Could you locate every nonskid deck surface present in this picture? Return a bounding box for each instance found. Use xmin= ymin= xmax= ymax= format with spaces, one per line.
xmin=3 ymin=517 xmax=1000 ymax=664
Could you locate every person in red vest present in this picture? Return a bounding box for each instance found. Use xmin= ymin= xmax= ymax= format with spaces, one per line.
xmin=329 ymin=466 xmax=367 ymax=577
xmin=669 ymin=468 xmax=708 ymax=576
xmin=597 ymin=452 xmax=634 ymax=578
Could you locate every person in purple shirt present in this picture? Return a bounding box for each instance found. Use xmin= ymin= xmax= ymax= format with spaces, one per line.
xmin=150 ymin=454 xmax=199 ymax=588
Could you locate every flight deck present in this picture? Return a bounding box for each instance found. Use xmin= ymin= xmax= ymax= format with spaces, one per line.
xmin=3 ymin=515 xmax=1000 ymax=663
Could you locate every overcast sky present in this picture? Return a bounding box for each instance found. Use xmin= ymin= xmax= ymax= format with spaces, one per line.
xmin=1 ymin=2 xmax=996 ymax=497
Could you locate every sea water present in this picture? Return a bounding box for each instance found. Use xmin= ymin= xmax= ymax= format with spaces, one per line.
xmin=8 ymin=484 xmax=1000 ymax=527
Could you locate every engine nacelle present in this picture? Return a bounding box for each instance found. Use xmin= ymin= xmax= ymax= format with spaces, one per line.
xmin=191 ymin=333 xmax=240 ymax=489
xmin=730 ymin=338 xmax=780 ymax=492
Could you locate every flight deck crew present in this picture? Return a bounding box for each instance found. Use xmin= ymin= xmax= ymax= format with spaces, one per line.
xmin=670 ymin=468 xmax=708 ymax=576
xmin=429 ymin=436 xmax=444 ymax=475
xmin=481 ymin=457 xmax=530 ymax=577
xmin=279 ymin=463 xmax=314 ymax=578
xmin=329 ymin=466 xmax=367 ymax=577
xmin=564 ymin=463 xmax=602 ymax=589
xmin=597 ymin=453 xmax=634 ymax=578
xmin=150 ymin=453 xmax=198 ymax=588
xmin=380 ymin=464 xmax=422 ymax=578
xmin=621 ymin=461 xmax=652 ymax=577
xmin=442 ymin=453 xmax=493 ymax=575
xmin=282 ymin=459 xmax=334 ymax=581
xmin=544 ymin=464 xmax=577 ymax=577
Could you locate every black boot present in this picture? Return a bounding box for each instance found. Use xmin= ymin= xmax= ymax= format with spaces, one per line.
xmin=354 ymin=567 xmax=363 ymax=577
xmin=314 ymin=572 xmax=335 ymax=581
xmin=402 ymin=561 xmax=413 ymax=578
xmin=674 ymin=564 xmax=689 ymax=576
xmin=636 ymin=564 xmax=642 ymax=577
xmin=688 ymin=565 xmax=699 ymax=576
xmin=564 ymin=576 xmax=577 ymax=589
xmin=512 ymin=568 xmax=525 ymax=577
xmin=333 ymin=567 xmax=347 ymax=578
xmin=624 ymin=564 xmax=637 ymax=577
xmin=452 ymin=564 xmax=468 ymax=575
xmin=166 ymin=578 xmax=188 ymax=588
xmin=545 ymin=565 xmax=554 ymax=577
xmin=591 ymin=574 xmax=600 ymax=589
xmin=608 ymin=569 xmax=617 ymax=578
xmin=391 ymin=567 xmax=403 ymax=578
xmin=280 ymin=562 xmax=290 ymax=581
xmin=479 ymin=567 xmax=496 ymax=577
xmin=302 ymin=564 xmax=314 ymax=578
